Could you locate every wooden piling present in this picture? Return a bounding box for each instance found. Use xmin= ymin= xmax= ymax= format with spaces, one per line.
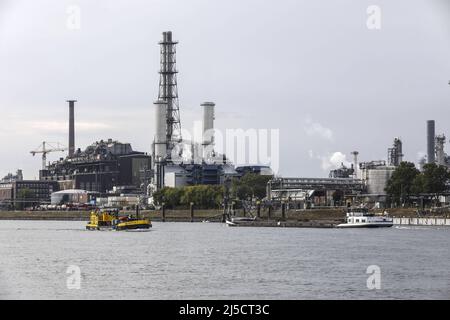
xmin=257 ymin=201 xmax=261 ymax=218
xmin=162 ymin=203 xmax=166 ymax=222
xmin=190 ymin=202 xmax=194 ymax=222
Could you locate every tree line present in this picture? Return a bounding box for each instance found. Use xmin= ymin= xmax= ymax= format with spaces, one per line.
xmin=385 ymin=162 xmax=450 ymax=205
xmin=152 ymin=173 xmax=273 ymax=209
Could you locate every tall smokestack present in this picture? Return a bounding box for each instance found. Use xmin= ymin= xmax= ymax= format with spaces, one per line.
xmin=427 ymin=120 xmax=435 ymax=164
xmin=351 ymin=151 xmax=359 ymax=178
xmin=154 ymin=100 xmax=168 ymax=160
xmin=202 ymin=102 xmax=215 ymax=160
xmin=67 ymin=100 xmax=77 ymax=157
xmin=154 ymin=100 xmax=168 ymax=190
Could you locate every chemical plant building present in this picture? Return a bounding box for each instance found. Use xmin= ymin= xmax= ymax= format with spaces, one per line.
xmin=40 ymin=138 xmax=152 ymax=194
xmin=268 ymin=138 xmax=403 ymax=208
xmin=3 ymin=31 xmax=449 ymax=210
xmin=268 ymin=119 xmax=450 ymax=208
xmin=0 ymin=171 xmax=58 ymax=209
xmin=6 ymin=31 xmax=267 ymax=208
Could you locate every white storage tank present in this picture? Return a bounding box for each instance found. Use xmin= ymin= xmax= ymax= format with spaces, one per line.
xmin=51 ymin=189 xmax=89 ymax=205
xmin=364 ymin=167 xmax=395 ymax=195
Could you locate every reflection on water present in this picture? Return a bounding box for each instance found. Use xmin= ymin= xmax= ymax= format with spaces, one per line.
xmin=0 ymin=221 xmax=449 ymax=300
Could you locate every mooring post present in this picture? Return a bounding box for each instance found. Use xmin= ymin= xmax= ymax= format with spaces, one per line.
xmin=281 ymin=202 xmax=286 ymax=220
xmin=162 ymin=203 xmax=166 ymax=222
xmin=256 ymin=201 xmax=261 ymax=218
xmin=190 ymin=202 xmax=194 ymax=222
xmin=222 ymin=201 xmax=227 ymax=223
xmin=231 ymin=201 xmax=236 ymax=216
xmin=268 ymin=205 xmax=272 ymax=220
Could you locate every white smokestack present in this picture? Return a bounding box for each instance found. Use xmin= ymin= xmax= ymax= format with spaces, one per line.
xmin=154 ymin=100 xmax=168 ymax=160
xmin=202 ymin=102 xmax=215 ymax=160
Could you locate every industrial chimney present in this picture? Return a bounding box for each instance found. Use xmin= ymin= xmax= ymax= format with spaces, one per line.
xmin=351 ymin=151 xmax=359 ymax=178
xmin=154 ymin=100 xmax=168 ymax=190
xmin=427 ymin=120 xmax=435 ymax=164
xmin=201 ymin=102 xmax=215 ymax=160
xmin=67 ymin=100 xmax=77 ymax=157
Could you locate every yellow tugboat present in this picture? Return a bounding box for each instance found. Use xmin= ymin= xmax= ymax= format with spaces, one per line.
xmin=86 ymin=207 xmax=151 ymax=231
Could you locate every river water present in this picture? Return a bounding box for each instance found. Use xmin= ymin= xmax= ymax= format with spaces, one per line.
xmin=0 ymin=221 xmax=448 ymax=300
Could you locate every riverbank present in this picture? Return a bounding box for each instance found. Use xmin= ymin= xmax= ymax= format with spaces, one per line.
xmin=0 ymin=208 xmax=346 ymax=223
xmin=0 ymin=210 xmax=220 ymax=222
xmin=1 ymin=208 xmax=447 ymax=224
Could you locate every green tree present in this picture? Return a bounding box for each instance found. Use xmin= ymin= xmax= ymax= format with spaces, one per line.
xmin=231 ymin=173 xmax=273 ymax=200
xmin=417 ymin=163 xmax=450 ymax=194
xmin=153 ymin=185 xmax=224 ymax=209
xmin=16 ymin=188 xmax=34 ymax=210
xmin=385 ymin=162 xmax=420 ymax=205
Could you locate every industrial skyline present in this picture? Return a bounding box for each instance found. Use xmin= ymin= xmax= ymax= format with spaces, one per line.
xmin=1 ymin=0 xmax=450 ymax=179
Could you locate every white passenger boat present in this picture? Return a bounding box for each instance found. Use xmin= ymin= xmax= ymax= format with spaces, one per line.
xmin=225 ymin=216 xmax=257 ymax=226
xmin=337 ymin=208 xmax=393 ymax=228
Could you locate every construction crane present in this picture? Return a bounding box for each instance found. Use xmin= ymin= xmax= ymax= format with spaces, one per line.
xmin=30 ymin=142 xmax=67 ymax=170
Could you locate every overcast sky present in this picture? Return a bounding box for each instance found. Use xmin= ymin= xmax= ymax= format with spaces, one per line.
xmin=1 ymin=0 xmax=449 ymax=179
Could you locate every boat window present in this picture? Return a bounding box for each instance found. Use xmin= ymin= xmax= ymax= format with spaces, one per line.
xmin=356 ymin=219 xmax=359 ymax=223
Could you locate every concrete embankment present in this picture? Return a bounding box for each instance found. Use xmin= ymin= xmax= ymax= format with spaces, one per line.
xmin=0 ymin=210 xmax=221 ymax=222
xmin=394 ymin=217 xmax=450 ymax=226
xmin=0 ymin=211 xmax=91 ymax=221
xmin=0 ymin=209 xmax=345 ymax=228
xmin=2 ymin=208 xmax=448 ymax=227
xmin=0 ymin=208 xmax=345 ymax=224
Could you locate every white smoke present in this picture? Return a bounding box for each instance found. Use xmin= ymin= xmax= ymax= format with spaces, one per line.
xmin=309 ymin=150 xmax=351 ymax=172
xmin=304 ymin=117 xmax=334 ymax=141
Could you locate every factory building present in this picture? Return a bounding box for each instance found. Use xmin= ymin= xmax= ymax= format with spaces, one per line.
xmin=40 ymin=139 xmax=151 ymax=193
xmin=435 ymin=134 xmax=449 ymax=167
xmin=1 ymin=170 xmax=24 ymax=183
xmin=0 ymin=180 xmax=58 ymax=209
xmin=423 ymin=120 xmax=450 ymax=168
xmin=328 ymin=163 xmax=355 ymax=179
xmin=235 ymin=165 xmax=273 ymax=177
xmin=268 ymin=138 xmax=403 ymax=208
xmin=267 ymin=177 xmax=364 ymax=208
xmin=388 ymin=138 xmax=403 ymax=167
xmin=359 ymin=161 xmax=395 ymax=196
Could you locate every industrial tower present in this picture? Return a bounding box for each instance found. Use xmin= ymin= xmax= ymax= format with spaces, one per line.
xmin=158 ymin=31 xmax=182 ymax=160
xmin=67 ymin=100 xmax=77 ymax=157
xmin=387 ymin=138 xmax=403 ymax=167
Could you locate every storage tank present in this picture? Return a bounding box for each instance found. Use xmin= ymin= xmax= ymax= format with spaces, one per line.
xmin=51 ymin=189 xmax=88 ymax=205
xmin=365 ymin=167 xmax=395 ymax=195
